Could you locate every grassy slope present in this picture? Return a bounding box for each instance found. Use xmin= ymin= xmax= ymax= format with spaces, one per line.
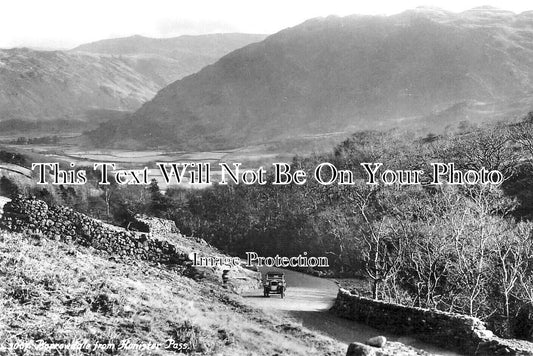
xmin=0 ymin=230 xmax=345 ymax=356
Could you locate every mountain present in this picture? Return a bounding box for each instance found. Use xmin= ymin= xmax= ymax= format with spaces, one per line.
xmin=0 ymin=34 xmax=266 ymax=125
xmin=0 ymin=48 xmax=159 ymax=122
xmin=88 ymin=7 xmax=533 ymax=150
xmin=71 ymin=33 xmax=267 ymax=86
xmin=73 ymin=33 xmax=267 ymax=59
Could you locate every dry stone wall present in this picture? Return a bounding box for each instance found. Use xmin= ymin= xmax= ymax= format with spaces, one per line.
xmin=134 ymin=214 xmax=180 ymax=235
xmin=333 ymin=289 xmax=533 ymax=356
xmin=0 ymin=196 xmax=189 ymax=266
xmin=0 ymin=196 xmax=262 ymax=292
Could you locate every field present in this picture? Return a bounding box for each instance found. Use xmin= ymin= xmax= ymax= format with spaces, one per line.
xmin=0 ymin=131 xmax=350 ymax=189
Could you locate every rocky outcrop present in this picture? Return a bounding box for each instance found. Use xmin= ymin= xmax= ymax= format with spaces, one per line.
xmin=346 ymin=340 xmax=430 ymax=356
xmin=334 ymin=289 xmax=533 ymax=356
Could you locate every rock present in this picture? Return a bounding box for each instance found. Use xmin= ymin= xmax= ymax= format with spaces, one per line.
xmin=465 ymin=318 xmax=477 ymax=326
xmin=366 ymin=336 xmax=387 ymax=348
xmin=347 ymin=342 xmax=376 ymax=356
xmin=474 ymin=329 xmax=494 ymax=339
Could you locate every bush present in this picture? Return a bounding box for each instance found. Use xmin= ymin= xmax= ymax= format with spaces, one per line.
xmin=0 ymin=176 xmax=19 ymax=198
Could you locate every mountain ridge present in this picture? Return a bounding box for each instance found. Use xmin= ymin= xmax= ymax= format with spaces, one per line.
xmin=72 ymin=33 xmax=267 ymax=58
xmin=87 ymin=7 xmax=533 ymax=150
xmin=0 ymin=33 xmax=266 ymax=124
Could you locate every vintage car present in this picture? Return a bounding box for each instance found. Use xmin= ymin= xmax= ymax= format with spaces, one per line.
xmin=263 ymin=272 xmax=286 ymax=298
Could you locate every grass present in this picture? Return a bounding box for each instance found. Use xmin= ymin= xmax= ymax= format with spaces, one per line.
xmin=0 ymin=230 xmax=345 ymax=355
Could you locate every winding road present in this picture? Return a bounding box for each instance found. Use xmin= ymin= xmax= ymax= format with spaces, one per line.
xmin=242 ymin=267 xmax=463 ymax=356
xmin=0 ymin=164 xmax=32 ymax=178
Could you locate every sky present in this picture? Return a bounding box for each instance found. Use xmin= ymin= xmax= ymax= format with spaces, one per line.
xmin=2 ymin=0 xmax=533 ymax=49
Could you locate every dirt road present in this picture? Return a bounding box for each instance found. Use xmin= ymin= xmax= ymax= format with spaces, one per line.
xmin=242 ymin=267 xmax=463 ymax=356
xmin=0 ymin=164 xmax=32 ymax=178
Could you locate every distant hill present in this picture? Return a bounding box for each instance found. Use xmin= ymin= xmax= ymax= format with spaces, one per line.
xmin=0 ymin=34 xmax=266 ymax=125
xmin=0 ymin=48 xmax=159 ymax=122
xmin=72 ymin=33 xmax=267 ymax=60
xmin=71 ymin=33 xmax=267 ymax=86
xmin=87 ymin=7 xmax=533 ymax=150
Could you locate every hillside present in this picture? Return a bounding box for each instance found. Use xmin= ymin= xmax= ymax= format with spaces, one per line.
xmin=0 ymin=194 xmax=347 ymax=355
xmin=0 ymin=229 xmax=349 ymax=355
xmin=0 ymin=48 xmax=159 ymax=122
xmin=0 ymin=34 xmax=265 ymax=126
xmin=71 ymin=33 xmax=267 ymax=90
xmin=88 ymin=7 xmax=533 ymax=150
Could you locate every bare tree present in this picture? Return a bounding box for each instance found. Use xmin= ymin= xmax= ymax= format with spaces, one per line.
xmin=348 ymin=185 xmax=405 ymax=300
xmin=509 ymin=112 xmax=533 ymax=161
xmin=493 ymin=222 xmax=533 ymax=325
